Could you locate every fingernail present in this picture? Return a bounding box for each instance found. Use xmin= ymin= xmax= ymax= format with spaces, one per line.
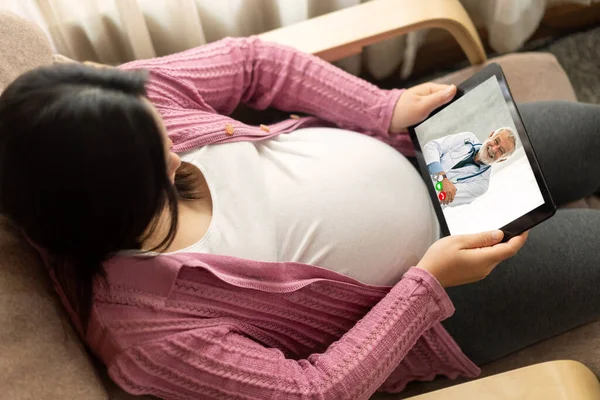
xmin=492 ymin=230 xmax=502 ymax=240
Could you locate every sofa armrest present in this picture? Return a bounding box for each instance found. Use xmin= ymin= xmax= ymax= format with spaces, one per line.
xmin=258 ymin=0 xmax=486 ymax=65
xmin=403 ymin=361 xmax=600 ymax=400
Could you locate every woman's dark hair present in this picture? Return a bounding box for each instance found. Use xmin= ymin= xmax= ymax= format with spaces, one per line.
xmin=0 ymin=64 xmax=200 ymax=330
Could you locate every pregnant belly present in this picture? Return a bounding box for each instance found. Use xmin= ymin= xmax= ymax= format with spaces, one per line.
xmin=260 ymin=128 xmax=439 ymax=286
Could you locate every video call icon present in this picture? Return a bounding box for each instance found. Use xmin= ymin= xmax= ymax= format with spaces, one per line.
xmin=433 ymin=174 xmax=446 ymax=202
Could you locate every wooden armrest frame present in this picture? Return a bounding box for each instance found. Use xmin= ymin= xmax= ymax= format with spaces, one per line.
xmin=405 ymin=361 xmax=600 ymax=399
xmin=258 ymin=0 xmax=486 ymax=65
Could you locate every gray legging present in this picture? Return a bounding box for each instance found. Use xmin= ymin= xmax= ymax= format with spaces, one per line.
xmin=443 ymin=101 xmax=600 ymax=365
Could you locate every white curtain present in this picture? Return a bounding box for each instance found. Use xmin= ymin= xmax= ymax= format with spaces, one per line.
xmin=1 ymin=0 xmax=597 ymax=78
xmin=461 ymin=0 xmax=598 ymax=53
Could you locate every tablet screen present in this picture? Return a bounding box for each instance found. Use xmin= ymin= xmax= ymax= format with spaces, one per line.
xmin=413 ymin=76 xmax=545 ymax=235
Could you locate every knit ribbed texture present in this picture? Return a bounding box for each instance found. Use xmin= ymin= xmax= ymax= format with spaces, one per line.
xmin=48 ymin=37 xmax=480 ymax=399
xmin=77 ymin=252 xmax=480 ymax=400
xmin=119 ymin=36 xmax=414 ymax=156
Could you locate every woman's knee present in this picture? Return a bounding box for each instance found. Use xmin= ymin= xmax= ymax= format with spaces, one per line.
xmin=518 ymin=101 xmax=600 ymax=141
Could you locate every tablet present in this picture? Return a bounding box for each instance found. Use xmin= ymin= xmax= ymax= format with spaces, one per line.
xmin=408 ymin=63 xmax=556 ymax=242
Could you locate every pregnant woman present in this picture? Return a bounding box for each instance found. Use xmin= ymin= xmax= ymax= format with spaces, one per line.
xmin=0 ymin=37 xmax=598 ymax=399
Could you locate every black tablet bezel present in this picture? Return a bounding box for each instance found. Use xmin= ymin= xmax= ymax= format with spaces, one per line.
xmin=407 ymin=63 xmax=556 ymax=242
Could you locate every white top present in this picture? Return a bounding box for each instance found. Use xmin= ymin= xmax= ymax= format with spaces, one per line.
xmin=177 ymin=128 xmax=439 ymax=286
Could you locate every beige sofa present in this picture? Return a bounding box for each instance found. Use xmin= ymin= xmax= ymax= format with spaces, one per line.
xmin=1 ymin=8 xmax=599 ymax=400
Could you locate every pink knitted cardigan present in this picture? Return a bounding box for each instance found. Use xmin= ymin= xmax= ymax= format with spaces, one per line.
xmin=53 ymin=37 xmax=480 ymax=400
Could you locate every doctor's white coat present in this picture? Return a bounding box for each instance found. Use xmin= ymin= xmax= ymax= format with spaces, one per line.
xmin=423 ymin=132 xmax=491 ymax=207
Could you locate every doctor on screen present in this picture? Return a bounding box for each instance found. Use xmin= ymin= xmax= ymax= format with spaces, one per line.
xmin=423 ymin=127 xmax=517 ymax=207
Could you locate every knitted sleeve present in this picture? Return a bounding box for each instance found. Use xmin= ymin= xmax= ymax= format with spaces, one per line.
xmin=120 ymin=36 xmax=409 ymax=141
xmin=108 ymin=268 xmax=454 ymax=400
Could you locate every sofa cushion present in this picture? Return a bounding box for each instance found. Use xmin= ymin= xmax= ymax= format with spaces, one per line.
xmin=0 ymin=12 xmax=53 ymax=92
xmin=0 ymin=217 xmax=108 ymax=399
xmin=434 ymin=52 xmax=577 ymax=103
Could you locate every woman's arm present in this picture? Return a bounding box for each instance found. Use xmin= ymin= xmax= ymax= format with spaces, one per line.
xmin=108 ymin=268 xmax=453 ymax=400
xmin=120 ymin=36 xmax=401 ymax=136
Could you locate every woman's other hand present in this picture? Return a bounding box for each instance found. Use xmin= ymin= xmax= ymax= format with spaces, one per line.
xmin=390 ymin=83 xmax=457 ymax=133
xmin=416 ymin=230 xmax=529 ymax=287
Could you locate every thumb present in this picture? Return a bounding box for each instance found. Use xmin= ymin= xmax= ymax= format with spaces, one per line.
xmin=421 ymin=85 xmax=456 ymax=112
xmin=460 ymin=230 xmax=504 ymax=249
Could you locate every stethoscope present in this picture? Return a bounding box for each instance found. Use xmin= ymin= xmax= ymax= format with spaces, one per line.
xmin=450 ymin=141 xmax=490 ymax=184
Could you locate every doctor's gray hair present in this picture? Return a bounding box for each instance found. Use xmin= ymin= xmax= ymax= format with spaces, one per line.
xmin=491 ymin=127 xmax=518 ymax=159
